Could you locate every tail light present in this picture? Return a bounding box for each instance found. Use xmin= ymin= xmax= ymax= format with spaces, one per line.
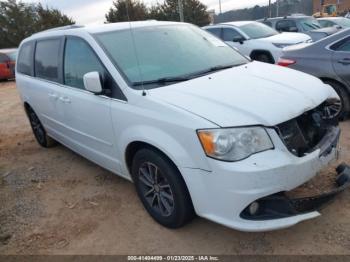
xmin=277 ymin=58 xmax=296 ymax=67
xmin=5 ymin=61 xmax=11 ymax=69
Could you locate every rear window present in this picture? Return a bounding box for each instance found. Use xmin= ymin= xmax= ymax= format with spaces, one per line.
xmin=35 ymin=39 xmax=61 ymax=82
xmin=17 ymin=42 xmax=34 ymax=76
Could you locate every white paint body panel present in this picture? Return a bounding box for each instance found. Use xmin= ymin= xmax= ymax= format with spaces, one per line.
xmin=15 ymin=21 xmax=338 ymax=232
xmin=204 ymin=22 xmax=311 ymax=63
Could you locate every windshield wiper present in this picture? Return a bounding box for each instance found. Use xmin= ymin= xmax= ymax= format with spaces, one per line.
xmin=132 ymin=63 xmax=242 ymax=87
xmin=132 ymin=76 xmax=190 ymax=86
xmin=188 ymin=63 xmax=241 ymax=78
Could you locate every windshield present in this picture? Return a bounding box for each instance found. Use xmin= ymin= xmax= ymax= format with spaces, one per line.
xmin=336 ymin=18 xmax=350 ymax=28
xmin=238 ymin=22 xmax=278 ymax=39
xmin=300 ymin=18 xmax=321 ymax=30
xmin=94 ymin=24 xmax=248 ymax=89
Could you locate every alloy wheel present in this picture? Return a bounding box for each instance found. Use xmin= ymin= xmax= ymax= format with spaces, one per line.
xmin=29 ymin=111 xmax=46 ymax=145
xmin=138 ymin=162 xmax=175 ymax=217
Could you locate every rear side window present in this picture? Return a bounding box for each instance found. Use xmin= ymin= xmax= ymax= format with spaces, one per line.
xmin=331 ymin=37 xmax=350 ymax=52
xmin=64 ymin=37 xmax=105 ymax=89
xmin=35 ymin=39 xmax=61 ymax=82
xmin=206 ymin=28 xmax=221 ymax=39
xmin=276 ymin=20 xmax=297 ymax=32
xmin=17 ymin=42 xmax=34 ymax=76
xmin=222 ymin=28 xmax=242 ymax=41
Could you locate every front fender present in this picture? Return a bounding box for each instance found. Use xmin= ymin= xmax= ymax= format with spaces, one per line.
xmin=117 ymin=124 xmax=211 ymax=178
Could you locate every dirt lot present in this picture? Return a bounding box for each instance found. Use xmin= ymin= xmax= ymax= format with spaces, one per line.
xmin=1 ymin=81 xmax=350 ymax=255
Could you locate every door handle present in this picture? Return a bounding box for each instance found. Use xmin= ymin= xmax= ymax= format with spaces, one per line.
xmin=59 ymin=96 xmax=71 ymax=104
xmin=338 ymin=58 xmax=350 ymax=65
xmin=48 ymin=93 xmax=58 ymax=100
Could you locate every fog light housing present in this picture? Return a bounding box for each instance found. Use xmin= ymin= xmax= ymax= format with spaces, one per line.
xmin=248 ymin=202 xmax=259 ymax=215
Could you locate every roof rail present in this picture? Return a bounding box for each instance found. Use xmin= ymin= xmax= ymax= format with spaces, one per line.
xmin=42 ymin=24 xmax=84 ymax=32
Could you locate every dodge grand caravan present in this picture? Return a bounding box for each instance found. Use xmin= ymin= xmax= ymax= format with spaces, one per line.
xmin=16 ymin=21 xmax=350 ymax=232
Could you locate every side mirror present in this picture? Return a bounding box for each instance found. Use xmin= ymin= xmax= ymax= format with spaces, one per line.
xmin=83 ymin=71 xmax=103 ymax=94
xmin=232 ymin=36 xmax=245 ymax=44
xmin=289 ymin=26 xmax=298 ymax=32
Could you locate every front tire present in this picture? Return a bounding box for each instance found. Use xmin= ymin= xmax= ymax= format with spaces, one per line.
xmin=131 ymin=148 xmax=195 ymax=228
xmin=323 ymin=80 xmax=350 ymax=120
xmin=26 ymin=106 xmax=56 ymax=148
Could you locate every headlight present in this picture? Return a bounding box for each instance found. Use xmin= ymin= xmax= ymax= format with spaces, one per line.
xmin=197 ymin=127 xmax=274 ymax=161
xmin=273 ymin=43 xmax=291 ymax=48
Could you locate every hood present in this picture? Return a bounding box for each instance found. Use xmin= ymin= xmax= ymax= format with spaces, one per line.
xmin=260 ymin=32 xmax=311 ymax=44
xmin=149 ymin=62 xmax=333 ymax=127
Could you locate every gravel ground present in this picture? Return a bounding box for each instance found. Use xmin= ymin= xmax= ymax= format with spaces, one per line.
xmin=0 ymin=81 xmax=350 ymax=255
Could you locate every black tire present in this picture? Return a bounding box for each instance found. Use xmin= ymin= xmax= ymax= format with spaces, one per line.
xmin=131 ymin=148 xmax=195 ymax=228
xmin=26 ymin=106 xmax=57 ymax=148
xmin=324 ymin=80 xmax=350 ymax=120
xmin=252 ymin=52 xmax=273 ymax=64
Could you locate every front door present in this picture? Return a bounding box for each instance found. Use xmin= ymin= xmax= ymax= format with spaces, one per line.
xmin=332 ymin=36 xmax=350 ymax=86
xmin=59 ymin=36 xmax=120 ymax=172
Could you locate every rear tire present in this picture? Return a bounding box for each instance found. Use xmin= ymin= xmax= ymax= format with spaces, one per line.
xmin=251 ymin=52 xmax=274 ymax=64
xmin=131 ymin=148 xmax=195 ymax=228
xmin=324 ymin=80 xmax=350 ymax=120
xmin=26 ymin=106 xmax=57 ymax=148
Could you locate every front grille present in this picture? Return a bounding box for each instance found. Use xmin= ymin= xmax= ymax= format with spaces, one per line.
xmin=276 ymin=103 xmax=338 ymax=157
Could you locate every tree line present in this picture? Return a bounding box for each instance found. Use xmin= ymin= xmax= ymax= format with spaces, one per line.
xmin=105 ymin=0 xmax=210 ymax=27
xmin=215 ymin=0 xmax=313 ymax=23
xmin=0 ymin=0 xmax=74 ymax=48
xmin=0 ymin=0 xmax=210 ymax=49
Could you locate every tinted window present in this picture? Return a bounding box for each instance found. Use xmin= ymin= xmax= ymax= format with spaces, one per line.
xmin=17 ymin=42 xmax=34 ymax=75
xmin=35 ymin=39 xmax=61 ymax=82
xmin=222 ymin=28 xmax=242 ymax=41
xmin=332 ymin=38 xmax=350 ymax=52
xmin=299 ymin=18 xmax=321 ymax=30
xmin=276 ymin=20 xmax=298 ymax=32
xmin=262 ymin=21 xmax=272 ymax=27
xmin=64 ymin=38 xmax=105 ymax=89
xmin=206 ymin=27 xmax=221 ymax=38
xmin=319 ymin=20 xmax=334 ymax=28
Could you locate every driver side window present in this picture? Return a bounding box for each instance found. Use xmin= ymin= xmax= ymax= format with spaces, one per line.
xmin=276 ymin=20 xmax=298 ymax=32
xmin=64 ymin=37 xmax=105 ymax=90
xmin=222 ymin=28 xmax=243 ymax=42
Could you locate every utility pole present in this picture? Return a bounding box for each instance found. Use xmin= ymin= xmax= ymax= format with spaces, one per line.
xmin=276 ymin=0 xmax=279 ymax=17
xmin=268 ymin=0 xmax=272 ymax=17
xmin=178 ymin=0 xmax=184 ymax=22
xmin=219 ymin=0 xmax=222 ymax=14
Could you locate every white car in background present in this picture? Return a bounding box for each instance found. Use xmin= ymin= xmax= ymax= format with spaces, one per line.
xmin=204 ymin=21 xmax=312 ymax=64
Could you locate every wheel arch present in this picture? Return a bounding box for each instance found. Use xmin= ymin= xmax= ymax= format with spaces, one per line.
xmin=124 ymin=140 xmax=196 ymax=210
xmin=320 ymin=77 xmax=350 ymax=95
xmin=249 ymin=49 xmax=275 ymax=64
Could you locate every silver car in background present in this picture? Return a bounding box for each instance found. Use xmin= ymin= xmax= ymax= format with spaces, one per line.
xmin=278 ymin=29 xmax=350 ymax=119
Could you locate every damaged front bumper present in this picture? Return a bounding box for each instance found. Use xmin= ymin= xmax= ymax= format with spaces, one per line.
xmin=240 ymin=163 xmax=350 ymax=220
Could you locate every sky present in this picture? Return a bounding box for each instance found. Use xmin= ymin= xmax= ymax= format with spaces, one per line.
xmin=20 ymin=0 xmax=273 ymax=25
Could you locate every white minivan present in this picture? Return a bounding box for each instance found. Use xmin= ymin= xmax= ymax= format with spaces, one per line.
xmin=16 ymin=21 xmax=349 ymax=232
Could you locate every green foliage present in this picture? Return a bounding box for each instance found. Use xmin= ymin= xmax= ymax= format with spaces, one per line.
xmin=105 ymin=0 xmax=148 ymax=22
xmin=105 ymin=0 xmax=210 ymax=26
xmin=0 ymin=0 xmax=74 ymax=49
